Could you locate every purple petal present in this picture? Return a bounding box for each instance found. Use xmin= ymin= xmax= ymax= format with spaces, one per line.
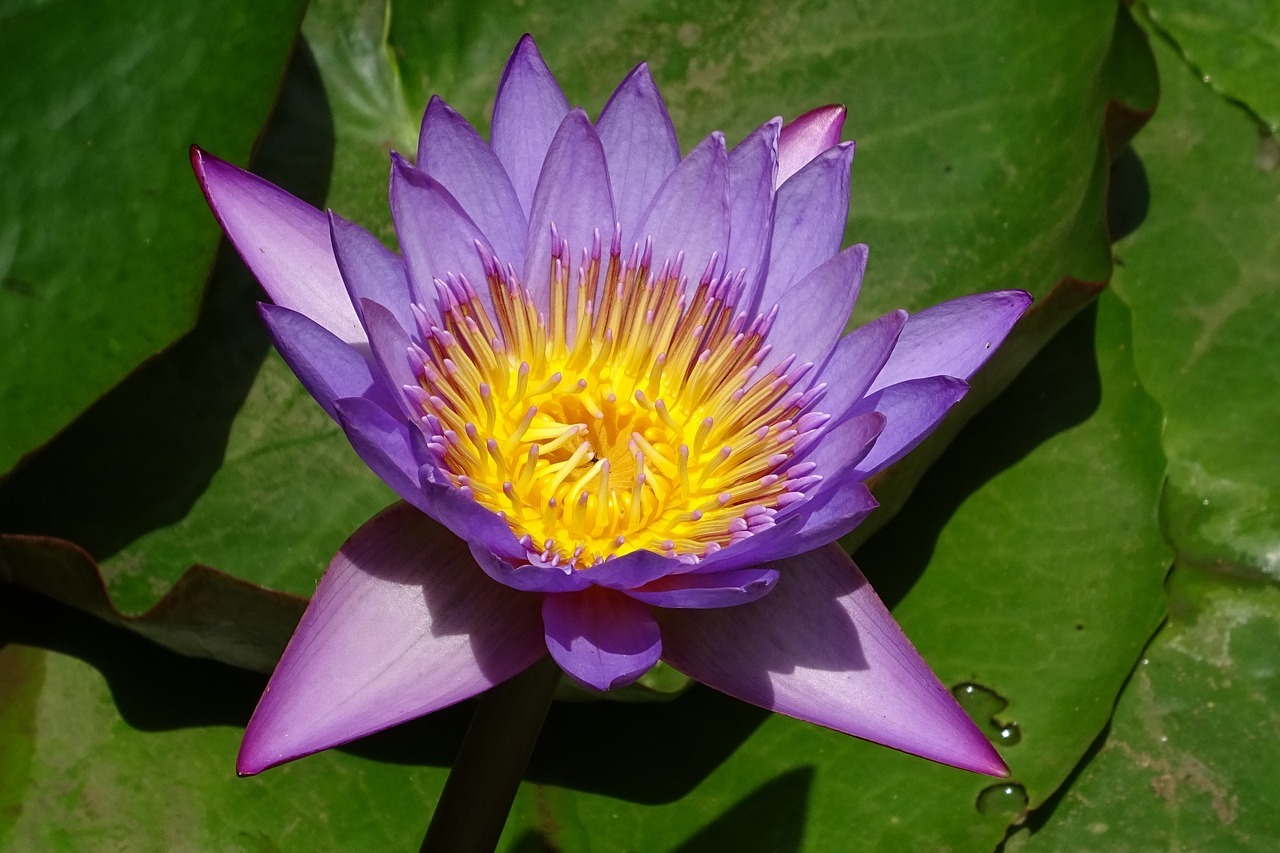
xmin=632 ymin=132 xmax=730 ymax=284
xmin=258 ymin=304 xmax=395 ymax=421
xmin=328 ymin=212 xmax=415 ymax=336
xmin=238 ymin=503 xmax=546 ymax=774
xmin=542 ymin=587 xmax=662 ymax=690
xmin=693 ymin=480 xmax=877 ymax=573
xmin=418 ymin=96 xmax=527 ymax=268
xmin=767 ymin=244 xmax=867 ymax=370
xmin=359 ymin=299 xmax=421 ymax=424
xmin=491 ymin=35 xmax=570 ymax=219
xmin=596 ymin=63 xmax=680 ymax=248
xmin=788 ymin=476 xmax=880 ymax=547
xmin=657 ymin=543 xmax=1008 ymax=776
xmin=333 ymin=397 xmax=430 ymax=515
xmin=777 ymin=105 xmax=847 ymax=186
xmin=389 ymin=155 xmax=496 ymax=314
xmin=813 ymin=310 xmax=907 ymax=424
xmin=798 ymin=410 xmax=887 ymax=479
xmin=191 ymin=147 xmax=361 ymax=344
xmin=847 ymin=376 xmax=969 ymax=478
xmin=626 ymin=568 xmax=779 ymax=609
xmin=523 ymin=109 xmax=615 ymax=304
xmin=727 ymin=119 xmax=780 ymax=309
xmin=869 ymin=290 xmax=1032 ymax=393
xmin=582 ymin=548 xmax=682 ymax=590
xmin=417 ymin=474 xmax=527 ymax=562
xmin=758 ymin=142 xmax=855 ymax=310
xmin=469 ymin=542 xmax=592 ymax=594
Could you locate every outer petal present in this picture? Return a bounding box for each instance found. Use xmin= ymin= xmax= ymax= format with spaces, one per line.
xmin=491 ymin=35 xmax=571 ymax=218
xmin=846 ymin=376 xmax=969 ymax=478
xmin=596 ymin=63 xmax=681 ymax=248
xmin=329 ymin=213 xmax=415 ymax=336
xmin=868 ymin=290 xmax=1033 ymax=393
xmin=258 ymin=304 xmax=395 ymax=421
xmin=390 ymin=155 xmax=496 ymax=314
xmin=625 ymin=568 xmax=779 ymax=609
xmin=418 ymin=96 xmax=527 ymax=268
xmin=758 ymin=142 xmax=855 ymax=309
xmin=777 ymin=105 xmax=846 ymax=186
xmin=523 ymin=109 xmax=615 ymax=303
xmin=543 ymin=586 xmax=662 ymax=690
xmin=727 ymin=119 xmax=780 ymax=309
xmin=632 ymin=132 xmax=730 ymax=285
xmin=767 ymin=243 xmax=867 ymax=370
xmin=191 ymin=147 xmax=362 ymax=344
xmin=238 ymin=503 xmax=546 ymax=775
xmin=657 ymin=543 xmax=1008 ymax=776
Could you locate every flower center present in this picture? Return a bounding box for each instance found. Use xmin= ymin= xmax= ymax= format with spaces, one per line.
xmin=410 ymin=227 xmax=828 ymax=569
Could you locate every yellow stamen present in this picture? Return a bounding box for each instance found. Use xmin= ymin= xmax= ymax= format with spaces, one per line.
xmin=410 ymin=234 xmax=826 ymax=568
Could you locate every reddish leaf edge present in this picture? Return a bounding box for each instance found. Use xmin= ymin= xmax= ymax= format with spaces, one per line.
xmin=0 ymin=532 xmax=305 ymax=673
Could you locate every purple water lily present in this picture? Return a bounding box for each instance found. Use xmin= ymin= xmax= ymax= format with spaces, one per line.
xmin=193 ymin=36 xmax=1028 ymax=778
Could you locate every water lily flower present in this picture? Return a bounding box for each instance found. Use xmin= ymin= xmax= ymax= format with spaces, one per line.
xmin=193 ymin=36 xmax=1028 ymax=778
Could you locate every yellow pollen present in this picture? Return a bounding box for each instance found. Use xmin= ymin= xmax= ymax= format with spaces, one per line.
xmin=413 ymin=229 xmax=826 ymax=569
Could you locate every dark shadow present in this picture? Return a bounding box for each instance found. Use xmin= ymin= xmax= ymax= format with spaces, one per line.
xmin=507 ymin=829 xmax=559 ymax=853
xmin=1 ymin=582 xmax=264 ymax=731
xmin=525 ymin=685 xmax=772 ymax=804
xmin=1107 ymin=144 xmax=1150 ymax=243
xmin=2 ymin=568 xmax=766 ymax=800
xmin=856 ymin=301 xmax=1104 ymax=609
xmin=0 ymin=580 xmax=472 ymax=766
xmin=0 ymin=37 xmax=335 ymax=560
xmin=672 ymin=766 xmax=814 ymax=853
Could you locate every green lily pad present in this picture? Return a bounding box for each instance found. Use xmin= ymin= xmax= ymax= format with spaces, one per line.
xmin=0 ymin=0 xmax=309 ymax=475
xmin=0 ymin=585 xmax=463 ymax=851
xmin=0 ymin=0 xmax=1177 ymax=848
xmin=1108 ymin=24 xmax=1280 ymax=581
xmin=1141 ymin=0 xmax=1280 ymax=131
xmin=1005 ymin=567 xmax=1280 ymax=851
xmin=3 ymin=0 xmax=1156 ymax=616
xmin=1001 ymin=19 xmax=1280 ymax=850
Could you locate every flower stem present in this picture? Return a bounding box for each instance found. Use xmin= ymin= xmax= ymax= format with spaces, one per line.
xmin=421 ymin=656 xmax=561 ymax=852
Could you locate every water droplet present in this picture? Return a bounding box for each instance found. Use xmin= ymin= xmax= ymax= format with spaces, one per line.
xmin=997 ymin=722 xmax=1022 ymax=746
xmin=952 ymin=682 xmax=1022 ymax=747
xmin=976 ymin=782 xmax=1029 ymax=816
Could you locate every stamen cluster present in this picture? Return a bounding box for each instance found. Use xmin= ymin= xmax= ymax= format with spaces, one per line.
xmin=408 ymin=228 xmax=829 ymax=569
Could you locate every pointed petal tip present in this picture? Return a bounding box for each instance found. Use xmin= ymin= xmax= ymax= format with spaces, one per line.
xmin=622 ymin=60 xmax=655 ymax=87
xmin=236 ymin=504 xmax=545 ymax=773
xmin=235 ymin=739 xmax=272 ymax=777
xmin=941 ymin=723 xmax=1011 ymax=777
xmin=189 ymin=143 xmax=205 ymax=175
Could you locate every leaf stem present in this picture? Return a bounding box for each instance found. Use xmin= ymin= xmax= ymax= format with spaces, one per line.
xmin=421 ymin=656 xmax=561 ymax=852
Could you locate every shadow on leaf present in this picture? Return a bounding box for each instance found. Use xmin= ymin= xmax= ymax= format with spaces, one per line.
xmin=857 ymin=300 xmax=1104 ymax=610
xmin=0 ymin=37 xmax=335 ymax=562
